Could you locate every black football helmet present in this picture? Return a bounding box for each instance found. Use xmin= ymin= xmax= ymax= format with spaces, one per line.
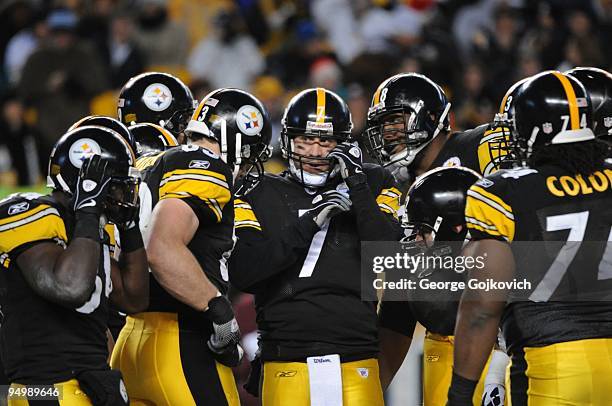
xmin=69 ymin=115 xmax=137 ymax=153
xmin=117 ymin=72 xmax=197 ymax=136
xmin=280 ymin=87 xmax=353 ymax=187
xmin=129 ymin=122 xmax=178 ymax=157
xmin=401 ymin=166 xmax=481 ymax=334
xmin=364 ymin=73 xmax=451 ymax=175
xmin=511 ymin=71 xmax=595 ymax=162
xmin=185 ymin=88 xmax=272 ymax=186
xmin=485 ymin=76 xmax=532 ymax=171
xmin=404 ymin=166 xmax=481 ymax=243
xmin=566 ymin=67 xmax=612 ymax=140
xmin=47 ymin=126 xmax=140 ymax=225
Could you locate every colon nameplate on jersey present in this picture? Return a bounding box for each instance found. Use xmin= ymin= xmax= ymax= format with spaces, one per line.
xmin=361 ymin=241 xmax=612 ymax=302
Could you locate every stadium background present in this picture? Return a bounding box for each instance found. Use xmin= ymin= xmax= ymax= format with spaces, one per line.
xmin=0 ymin=0 xmax=610 ymax=404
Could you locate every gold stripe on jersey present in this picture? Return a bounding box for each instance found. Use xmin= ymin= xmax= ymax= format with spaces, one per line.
xmin=159 ymin=168 xmax=231 ymax=222
xmin=136 ymin=151 xmax=164 ymax=171
xmin=465 ymin=186 xmax=515 ymax=242
xmin=0 ymin=205 xmax=67 ymax=258
xmin=316 ymin=88 xmax=326 ymax=124
xmin=552 ymin=71 xmax=580 ymax=130
xmin=234 ymin=199 xmax=262 ymax=231
xmin=376 ymin=187 xmax=401 ymax=219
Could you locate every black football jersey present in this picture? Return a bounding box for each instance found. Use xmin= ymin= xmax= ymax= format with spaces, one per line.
xmin=0 ymin=193 xmax=111 ymax=383
xmin=138 ymin=144 xmax=235 ymax=330
xmin=233 ymin=165 xmax=401 ymax=361
xmin=465 ymin=164 xmax=612 ymax=354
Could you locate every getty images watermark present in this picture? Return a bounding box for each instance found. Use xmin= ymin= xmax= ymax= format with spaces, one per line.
xmin=360 ymin=241 xmax=612 ymax=302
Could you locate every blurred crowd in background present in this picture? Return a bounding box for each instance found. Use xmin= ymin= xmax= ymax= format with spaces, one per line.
xmin=1 ymin=0 xmax=611 ymax=189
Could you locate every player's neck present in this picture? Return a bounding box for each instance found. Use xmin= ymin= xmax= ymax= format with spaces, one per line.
xmin=191 ymin=138 xmax=221 ymax=156
xmin=414 ymin=132 xmax=450 ymax=177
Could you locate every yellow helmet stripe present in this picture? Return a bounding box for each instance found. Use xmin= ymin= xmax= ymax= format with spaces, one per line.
xmin=150 ymin=123 xmax=178 ymax=146
xmin=552 ymin=71 xmax=579 ymax=130
xmin=316 ymin=88 xmax=326 ymax=124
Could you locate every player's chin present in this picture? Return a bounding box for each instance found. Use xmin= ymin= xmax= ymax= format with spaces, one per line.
xmin=302 ymin=163 xmax=330 ymax=174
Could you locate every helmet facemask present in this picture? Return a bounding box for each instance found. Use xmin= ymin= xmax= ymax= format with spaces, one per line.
xmin=487 ymin=112 xmax=522 ymax=170
xmin=103 ymin=166 xmax=141 ymax=227
xmin=281 ymin=129 xmax=344 ymax=188
xmin=161 ymin=102 xmax=197 ymax=136
xmin=365 ymin=101 xmax=451 ymax=177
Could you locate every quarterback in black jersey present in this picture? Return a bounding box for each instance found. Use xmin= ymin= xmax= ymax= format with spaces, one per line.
xmin=0 ymin=125 xmax=148 ymax=405
xmin=449 ymin=71 xmax=612 ymax=405
xmin=229 ymin=88 xmax=401 ymax=406
xmin=110 ymin=88 xmax=272 ymax=406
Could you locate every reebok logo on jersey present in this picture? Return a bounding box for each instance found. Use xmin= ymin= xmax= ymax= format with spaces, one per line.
xmin=189 ymin=160 xmax=210 ymax=169
xmin=276 ymin=371 xmax=297 ymax=377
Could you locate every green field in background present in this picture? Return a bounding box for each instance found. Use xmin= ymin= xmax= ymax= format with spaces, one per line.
xmin=0 ymin=185 xmax=49 ymax=199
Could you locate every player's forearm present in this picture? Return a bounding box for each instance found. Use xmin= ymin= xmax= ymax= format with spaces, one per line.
xmin=53 ymin=237 xmax=101 ymax=307
xmin=378 ymin=327 xmax=412 ymax=391
xmin=453 ymin=299 xmax=501 ymax=381
xmin=148 ymin=241 xmax=219 ymax=311
xmin=348 ymin=180 xmax=400 ymax=241
xmin=113 ymin=248 xmax=149 ymax=313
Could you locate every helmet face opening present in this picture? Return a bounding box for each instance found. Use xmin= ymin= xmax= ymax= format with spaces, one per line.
xmin=365 ymin=107 xmax=436 ymax=167
xmin=280 ymin=88 xmax=353 ymax=187
xmin=104 ymin=174 xmax=140 ymax=226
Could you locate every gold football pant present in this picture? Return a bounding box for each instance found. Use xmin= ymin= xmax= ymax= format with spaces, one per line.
xmin=110 ymin=312 xmax=239 ymax=406
xmin=8 ymin=379 xmax=91 ymax=405
xmin=262 ymin=358 xmax=383 ymax=406
xmin=507 ymin=338 xmax=612 ymax=406
xmin=423 ymin=333 xmax=493 ymax=406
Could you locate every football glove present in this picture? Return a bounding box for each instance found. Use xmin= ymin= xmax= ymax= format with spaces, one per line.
xmin=206 ymin=295 xmax=243 ymax=367
xmin=72 ymin=155 xmax=113 ymax=216
xmin=307 ymin=190 xmax=352 ymax=228
xmin=328 ymin=141 xmax=363 ymax=180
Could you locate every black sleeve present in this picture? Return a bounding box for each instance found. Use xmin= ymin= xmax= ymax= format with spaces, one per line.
xmin=378 ymin=301 xmax=417 ymax=337
xmin=229 ymin=214 xmax=320 ymax=293
xmin=347 ymin=172 xmax=402 ymax=242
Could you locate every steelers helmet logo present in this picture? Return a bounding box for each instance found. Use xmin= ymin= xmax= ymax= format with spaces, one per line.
xmin=143 ymin=83 xmax=173 ymax=112
xmin=69 ymin=138 xmax=102 ymax=168
xmin=237 ymin=105 xmax=264 ymax=136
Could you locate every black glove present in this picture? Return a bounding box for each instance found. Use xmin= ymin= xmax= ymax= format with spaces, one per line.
xmin=206 ymin=295 xmax=244 ymax=367
xmin=328 ymin=141 xmax=363 ymax=179
xmin=306 ymin=190 xmax=352 ymax=228
xmin=72 ymin=155 xmax=113 ymax=216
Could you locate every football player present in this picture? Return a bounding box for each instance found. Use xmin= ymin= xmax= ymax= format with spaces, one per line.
xmin=69 ymin=115 xmax=138 ymax=153
xmin=363 ymin=73 xmax=512 ymax=192
xmin=0 ymin=125 xmax=148 ymax=405
xmin=448 ymin=71 xmax=612 ymax=405
xmin=229 ymin=88 xmax=402 ymax=406
xmin=566 ymin=67 xmax=612 ymax=142
xmin=370 ymin=73 xmax=518 ymax=405
xmin=377 ymin=167 xmax=509 ymax=405
xmin=110 ymin=88 xmax=272 ymax=405
xmin=117 ymin=71 xmax=198 ymax=143
xmin=129 ymin=122 xmax=178 ymax=158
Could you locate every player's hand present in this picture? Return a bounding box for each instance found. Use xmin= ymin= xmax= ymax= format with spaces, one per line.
xmin=206 ymin=295 xmax=243 ymax=367
xmin=481 ymin=383 xmax=505 ymax=406
xmin=328 ymin=141 xmax=363 ymax=179
xmin=307 ymin=190 xmax=352 ymax=228
xmin=72 ymin=155 xmax=113 ymax=216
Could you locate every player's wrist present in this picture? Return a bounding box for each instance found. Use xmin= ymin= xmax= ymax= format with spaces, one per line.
xmin=119 ymin=226 xmax=144 ymax=253
xmin=345 ymin=172 xmax=367 ymax=189
xmin=447 ymin=371 xmax=478 ymax=406
xmin=73 ymin=211 xmax=102 ymax=242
